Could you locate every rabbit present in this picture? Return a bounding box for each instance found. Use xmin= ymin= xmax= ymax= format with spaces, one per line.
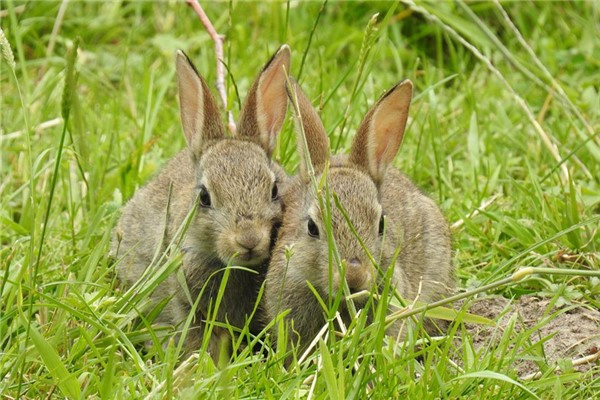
xmin=111 ymin=45 xmax=291 ymax=360
xmin=263 ymin=78 xmax=454 ymax=354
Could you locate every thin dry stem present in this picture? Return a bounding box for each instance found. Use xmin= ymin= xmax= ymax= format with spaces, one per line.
xmin=451 ymin=193 xmax=501 ymax=230
xmin=298 ymin=322 xmax=329 ymax=365
xmin=2 ymin=117 xmax=63 ymax=140
xmin=493 ymin=0 xmax=600 ymax=149
xmin=519 ymin=350 xmax=600 ymax=381
xmin=402 ymin=0 xmax=570 ymax=184
xmin=392 ymin=278 xmax=423 ymax=358
xmin=334 ymin=310 xmax=362 ymax=374
xmin=306 ymin=343 xmax=323 ymax=400
xmin=144 ymin=352 xmax=199 ymax=399
xmin=0 ymin=4 xmax=26 ymax=18
xmin=186 ymin=0 xmax=236 ymax=134
xmin=46 ymin=0 xmax=69 ymax=59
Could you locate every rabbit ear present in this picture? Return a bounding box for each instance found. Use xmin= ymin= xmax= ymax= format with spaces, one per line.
xmin=237 ymin=45 xmax=291 ymax=156
xmin=176 ymin=50 xmax=226 ymax=157
xmin=349 ymin=80 xmax=413 ymax=186
xmin=286 ymin=78 xmax=329 ymax=181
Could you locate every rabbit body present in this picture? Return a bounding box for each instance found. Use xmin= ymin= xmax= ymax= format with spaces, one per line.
xmin=114 ymin=149 xmax=196 ymax=329
xmin=264 ymin=80 xmax=453 ymax=351
xmin=112 ymin=47 xmax=291 ymax=357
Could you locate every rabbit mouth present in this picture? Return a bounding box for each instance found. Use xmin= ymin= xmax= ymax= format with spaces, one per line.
xmin=227 ymin=249 xmax=268 ymax=267
xmin=326 ymin=284 xmax=372 ymax=311
xmin=339 ymin=294 xmax=370 ymax=310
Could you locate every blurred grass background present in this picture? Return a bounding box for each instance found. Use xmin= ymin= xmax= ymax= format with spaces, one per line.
xmin=1 ymin=1 xmax=599 ymax=398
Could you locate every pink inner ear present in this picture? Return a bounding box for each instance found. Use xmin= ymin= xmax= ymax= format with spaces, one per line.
xmin=371 ymin=100 xmax=408 ymax=170
xmin=177 ymin=59 xmax=204 ymax=146
xmin=256 ymin=55 xmax=289 ymax=145
xmin=184 ymin=86 xmax=201 ymax=139
xmin=373 ymin=127 xmax=391 ymax=164
xmin=259 ymin=85 xmax=286 ymax=133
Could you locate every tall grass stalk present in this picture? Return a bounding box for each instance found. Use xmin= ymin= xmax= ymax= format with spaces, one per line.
xmin=16 ymin=37 xmax=79 ymax=399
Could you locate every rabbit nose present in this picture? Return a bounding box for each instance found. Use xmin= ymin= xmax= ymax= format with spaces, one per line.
xmin=345 ymin=258 xmax=371 ymax=293
xmin=236 ymin=231 xmax=260 ymax=250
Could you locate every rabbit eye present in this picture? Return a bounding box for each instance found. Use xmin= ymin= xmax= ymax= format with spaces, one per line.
xmin=199 ymin=185 xmax=211 ymax=208
xmin=307 ymin=217 xmax=319 ymax=238
xmin=271 ymin=183 xmax=279 ymax=201
xmin=378 ymin=214 xmax=385 ymax=236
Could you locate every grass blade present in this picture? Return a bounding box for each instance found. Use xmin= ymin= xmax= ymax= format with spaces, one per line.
xmin=28 ymin=322 xmax=81 ymax=399
xmin=319 ymin=339 xmax=340 ymax=400
xmin=452 ymin=370 xmax=540 ymax=400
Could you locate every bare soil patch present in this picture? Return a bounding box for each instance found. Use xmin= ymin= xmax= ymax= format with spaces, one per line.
xmin=462 ymin=296 xmax=600 ymax=377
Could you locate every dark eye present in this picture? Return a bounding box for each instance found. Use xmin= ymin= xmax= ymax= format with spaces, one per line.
xmin=307 ymin=218 xmax=319 ymax=238
xmin=271 ymin=183 xmax=279 ymax=201
xmin=199 ymin=185 xmax=211 ymax=208
xmin=378 ymin=213 xmax=385 ymax=236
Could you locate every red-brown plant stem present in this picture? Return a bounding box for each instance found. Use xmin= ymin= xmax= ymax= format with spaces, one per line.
xmin=185 ymin=0 xmax=236 ymax=134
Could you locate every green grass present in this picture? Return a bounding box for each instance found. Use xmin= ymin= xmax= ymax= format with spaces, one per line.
xmin=1 ymin=1 xmax=599 ymax=398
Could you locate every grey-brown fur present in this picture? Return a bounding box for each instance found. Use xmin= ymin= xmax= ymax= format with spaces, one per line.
xmin=112 ymin=45 xmax=291 ymax=359
xmin=264 ymin=79 xmax=454 ymax=353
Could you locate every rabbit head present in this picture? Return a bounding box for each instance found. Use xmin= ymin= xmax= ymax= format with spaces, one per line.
xmin=265 ymin=78 xmax=453 ymax=350
xmin=274 ymin=79 xmax=412 ymax=297
xmin=176 ymin=46 xmax=291 ymax=269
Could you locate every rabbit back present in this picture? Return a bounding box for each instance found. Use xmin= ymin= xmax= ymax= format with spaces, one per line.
xmin=380 ymin=167 xmax=453 ymax=303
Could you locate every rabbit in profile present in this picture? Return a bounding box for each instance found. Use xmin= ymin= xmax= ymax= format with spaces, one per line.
xmin=112 ymin=45 xmax=291 ymax=359
xmin=264 ymin=78 xmax=454 ymax=353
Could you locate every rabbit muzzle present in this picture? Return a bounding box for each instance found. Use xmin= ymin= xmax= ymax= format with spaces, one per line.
xmin=344 ymin=257 xmax=375 ymax=294
xmin=327 ymin=258 xmax=375 ymax=299
xmin=222 ymin=220 xmax=271 ymax=267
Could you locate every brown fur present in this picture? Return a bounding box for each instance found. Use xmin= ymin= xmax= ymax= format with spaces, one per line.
xmin=111 ymin=46 xmax=291 ymax=360
xmin=286 ymin=77 xmax=329 ymax=178
xmin=264 ymin=79 xmax=454 ymax=353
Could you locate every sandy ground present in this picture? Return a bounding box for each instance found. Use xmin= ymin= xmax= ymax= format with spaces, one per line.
xmin=461 ymin=296 xmax=600 ymax=377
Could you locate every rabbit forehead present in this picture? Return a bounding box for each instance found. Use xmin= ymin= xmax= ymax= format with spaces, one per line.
xmin=310 ymin=167 xmax=382 ymax=239
xmin=198 ymin=139 xmax=275 ymax=205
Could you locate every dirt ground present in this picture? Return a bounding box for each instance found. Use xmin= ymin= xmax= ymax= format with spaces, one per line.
xmin=461 ymin=296 xmax=600 ymax=377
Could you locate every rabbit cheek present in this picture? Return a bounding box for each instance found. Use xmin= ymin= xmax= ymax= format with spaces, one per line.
xmin=185 ymin=213 xmax=220 ymax=253
xmin=313 ymin=257 xmax=343 ymax=298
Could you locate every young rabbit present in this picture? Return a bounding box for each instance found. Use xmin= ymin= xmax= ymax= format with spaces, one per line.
xmin=264 ymin=79 xmax=454 ymax=353
xmin=112 ymin=45 xmax=291 ymax=358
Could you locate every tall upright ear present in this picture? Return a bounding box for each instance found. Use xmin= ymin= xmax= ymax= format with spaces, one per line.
xmin=286 ymin=78 xmax=329 ymax=182
xmin=349 ymin=80 xmax=413 ymax=186
xmin=176 ymin=50 xmax=226 ymax=158
xmin=237 ymin=45 xmax=291 ymax=156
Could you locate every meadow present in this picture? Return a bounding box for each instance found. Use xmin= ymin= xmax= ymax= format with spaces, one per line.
xmin=1 ymin=1 xmax=599 ymax=398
